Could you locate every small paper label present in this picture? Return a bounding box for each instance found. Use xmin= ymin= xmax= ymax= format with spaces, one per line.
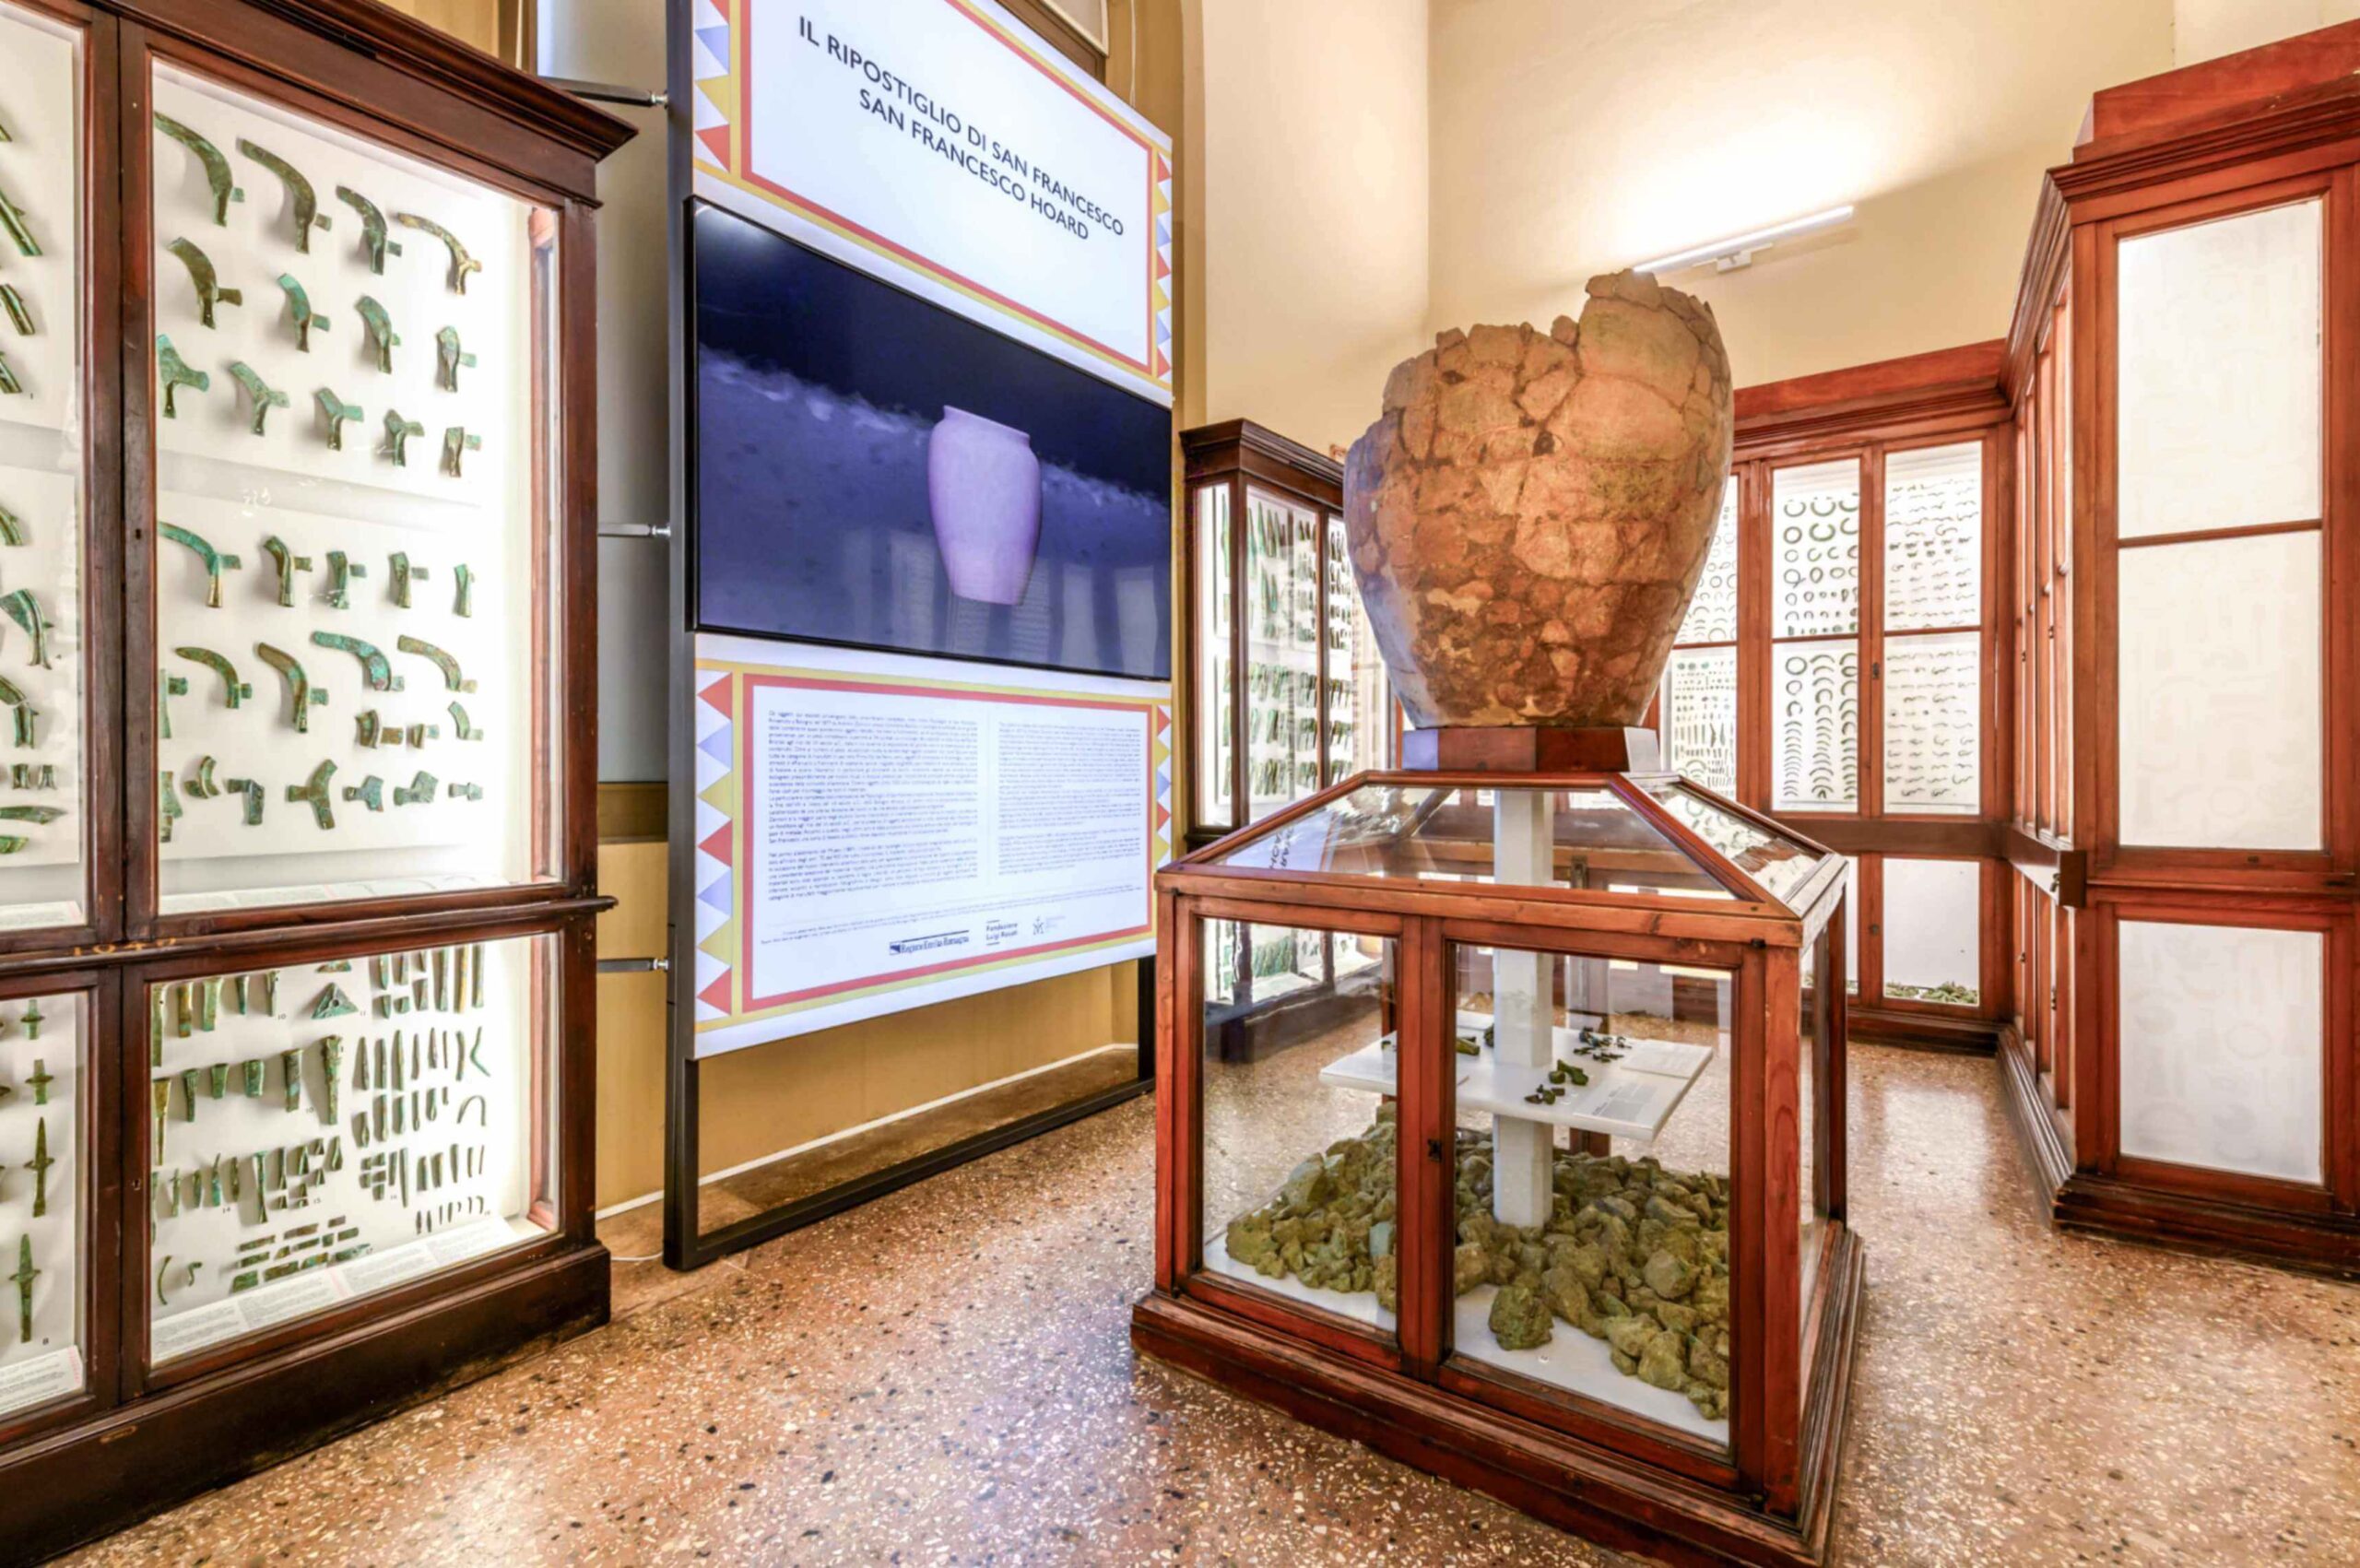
xmin=0 ymin=1344 xmax=82 ymax=1415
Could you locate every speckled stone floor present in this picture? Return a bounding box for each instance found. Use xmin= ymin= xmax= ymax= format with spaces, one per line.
xmin=54 ymin=1044 xmax=2360 ymax=1567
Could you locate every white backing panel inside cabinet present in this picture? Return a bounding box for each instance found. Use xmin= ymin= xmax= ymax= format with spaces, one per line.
xmin=148 ymin=64 xmax=552 ymax=912
xmin=2118 ymin=920 xmax=2322 ymax=1185
xmin=0 ymin=991 xmax=83 ymax=1419
xmin=146 ymin=933 xmax=552 ymax=1363
xmin=0 ymin=4 xmax=87 ymax=929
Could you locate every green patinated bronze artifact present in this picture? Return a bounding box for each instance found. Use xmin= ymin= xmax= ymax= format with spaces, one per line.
xmin=286 ymin=759 xmax=337 ymax=830
xmin=335 ymin=184 xmax=401 ymax=273
xmin=159 ymin=522 xmax=242 ymax=607
xmin=228 ymin=361 xmax=290 ymax=435
xmin=256 ymin=643 xmax=327 ymax=733
xmin=157 ymin=336 xmax=212 ymax=419
xmin=155 ymin=113 xmax=243 ymax=224
xmin=381 ymin=408 xmax=424 ymax=466
xmin=396 ymin=633 xmax=474 ymax=692
xmin=166 ymin=237 xmax=241 ymax=327
xmin=395 ymin=211 xmax=480 ymax=293
xmin=310 ymin=631 xmax=403 ymax=690
xmin=174 ymin=644 xmax=252 ymax=709
xmin=237 ymin=139 xmax=332 ymax=252
xmin=273 ymin=274 xmax=332 ymax=350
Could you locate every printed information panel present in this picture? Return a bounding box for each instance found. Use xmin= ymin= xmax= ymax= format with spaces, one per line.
xmin=689 ymin=0 xmax=1174 ymax=402
xmin=691 ymin=634 xmax=1172 ymax=1056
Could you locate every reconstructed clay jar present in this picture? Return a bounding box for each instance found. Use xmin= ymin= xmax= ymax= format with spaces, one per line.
xmin=1342 ymin=269 xmax=1733 ymax=729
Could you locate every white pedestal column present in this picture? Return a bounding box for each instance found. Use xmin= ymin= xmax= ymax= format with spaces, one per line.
xmin=1492 ymin=789 xmax=1554 ymax=1229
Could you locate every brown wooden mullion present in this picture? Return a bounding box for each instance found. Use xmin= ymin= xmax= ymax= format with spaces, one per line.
xmin=1861 ymin=445 xmax=1887 ymax=821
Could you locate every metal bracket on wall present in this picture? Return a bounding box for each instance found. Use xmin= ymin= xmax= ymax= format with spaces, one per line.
xmin=595 ymin=957 xmax=670 ymax=975
xmin=537 ymin=76 xmax=667 ymax=109
xmin=596 ymin=521 xmax=673 ymax=540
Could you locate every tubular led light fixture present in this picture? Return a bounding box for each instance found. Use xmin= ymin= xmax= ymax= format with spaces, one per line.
xmin=1634 ymin=205 xmax=1855 ymax=275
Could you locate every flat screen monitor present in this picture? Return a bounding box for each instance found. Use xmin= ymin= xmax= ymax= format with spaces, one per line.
xmin=690 ymin=202 xmax=1174 ymax=681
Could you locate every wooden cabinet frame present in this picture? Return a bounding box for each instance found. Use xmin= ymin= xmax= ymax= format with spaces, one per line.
xmin=1677 ymin=345 xmax=2016 ymax=1050
xmin=0 ymin=4 xmax=631 ymax=1557
xmin=1997 ymin=25 xmax=2360 ymax=1277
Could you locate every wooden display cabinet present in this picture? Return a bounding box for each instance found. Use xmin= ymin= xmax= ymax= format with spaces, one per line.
xmin=1135 ymin=737 xmax=1861 ymax=1567
xmin=1182 ymin=419 xmax=1399 ymax=1057
xmin=1998 ymin=24 xmax=2360 ymax=1274
xmin=0 ymin=2 xmax=631 ymax=1557
xmin=1658 ymin=344 xmax=2015 ymax=1054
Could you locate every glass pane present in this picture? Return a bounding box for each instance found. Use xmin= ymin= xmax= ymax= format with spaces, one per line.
xmin=0 ymin=988 xmax=87 ymax=1419
xmin=1772 ymin=638 xmax=1858 ymax=813
xmin=1193 ymin=484 xmax=1231 ymax=825
xmin=1841 ymin=856 xmax=1858 ymax=995
xmin=1450 ymin=945 xmax=1732 ymax=1445
xmin=1199 ymin=919 xmax=1397 ymax=1340
xmin=1244 ymin=491 xmax=1319 ymax=815
xmin=0 ymin=4 xmax=87 ymax=932
xmin=1882 ymin=857 xmax=1978 ymax=1006
xmin=147 ymin=932 xmax=559 ymax=1363
xmin=2118 ymin=920 xmax=2321 ymax=1185
xmin=1772 ymin=459 xmax=1859 ymax=638
xmin=1884 ymin=631 xmax=1978 ymax=815
xmin=1884 ymin=442 xmax=1980 ymax=631
xmin=1661 ymin=646 xmax=1736 ymax=798
xmin=1799 ymin=925 xmax=1829 ymax=1315
xmin=2118 ymin=531 xmax=2320 ymax=850
xmin=1675 ymin=479 xmax=1737 ymax=643
xmin=1642 ymin=781 xmax=1823 ymax=905
xmin=1327 ymin=515 xmax=1389 ymax=785
xmin=1216 ymin=783 xmax=1739 ymax=901
xmin=150 ymin=65 xmax=560 ymax=912
xmin=2118 ymin=200 xmax=2321 ymax=540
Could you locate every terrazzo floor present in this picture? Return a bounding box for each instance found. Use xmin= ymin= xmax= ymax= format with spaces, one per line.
xmin=54 ymin=1043 xmax=2360 ymax=1567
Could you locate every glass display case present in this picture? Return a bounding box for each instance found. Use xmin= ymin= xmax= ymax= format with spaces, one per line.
xmin=1998 ymin=24 xmax=2359 ymax=1277
xmin=144 ymin=59 xmax=565 ymax=915
xmin=141 ymin=933 xmax=559 ymax=1365
xmin=0 ymin=3 xmax=629 ymax=1558
xmin=1184 ymin=420 xmax=1399 ymax=1055
xmin=1138 ymin=753 xmax=1859 ymax=1566
xmin=1182 ymin=419 xmax=1395 ymax=847
xmin=0 ymin=0 xmax=92 ymax=940
xmin=1657 ymin=346 xmax=2005 ymax=1053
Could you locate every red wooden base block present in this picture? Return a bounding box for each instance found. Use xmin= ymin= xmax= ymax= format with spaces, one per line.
xmin=1398 ymin=725 xmax=1663 ymax=774
xmin=1130 ymin=1227 xmax=1866 ymax=1568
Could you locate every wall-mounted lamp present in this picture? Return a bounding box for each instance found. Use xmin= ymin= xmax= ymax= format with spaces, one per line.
xmin=1634 ymin=205 xmax=1855 ymax=275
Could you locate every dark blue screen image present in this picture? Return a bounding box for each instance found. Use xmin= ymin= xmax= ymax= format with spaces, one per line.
xmin=691 ymin=203 xmax=1174 ymax=680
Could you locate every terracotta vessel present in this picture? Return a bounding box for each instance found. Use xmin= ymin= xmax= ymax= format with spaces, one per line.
xmin=1341 ymin=269 xmax=1733 ymax=729
xmin=927 ymin=406 xmax=1043 ymax=605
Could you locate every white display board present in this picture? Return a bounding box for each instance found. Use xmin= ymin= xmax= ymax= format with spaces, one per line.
xmin=689 ymin=634 xmax=1170 ymax=1056
xmin=687 ymin=0 xmax=1173 ymax=402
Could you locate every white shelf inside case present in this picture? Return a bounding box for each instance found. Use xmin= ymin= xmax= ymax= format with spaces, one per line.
xmin=1319 ymin=1011 xmax=1716 ymax=1143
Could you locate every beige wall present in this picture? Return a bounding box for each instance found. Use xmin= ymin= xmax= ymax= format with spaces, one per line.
xmin=1186 ymin=0 xmax=1431 ymax=454
xmin=1426 ymin=0 xmax=2174 ymax=388
xmin=2177 ymin=0 xmax=2360 ymax=62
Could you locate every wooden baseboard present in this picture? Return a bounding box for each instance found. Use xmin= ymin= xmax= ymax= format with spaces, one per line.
xmin=1995 ymin=1029 xmax=2360 ymax=1279
xmin=1848 ymin=1004 xmax=2000 ymax=1055
xmin=6 ymin=1244 xmax=608 ymax=1563
xmin=1995 ymin=1026 xmax=2074 ymax=1194
xmin=2049 ymin=1172 xmax=2360 ymax=1279
xmin=1131 ymin=1228 xmax=1864 ymax=1568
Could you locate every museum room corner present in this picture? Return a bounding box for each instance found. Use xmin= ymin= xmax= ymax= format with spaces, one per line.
xmin=0 ymin=0 xmax=2354 ymax=1562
